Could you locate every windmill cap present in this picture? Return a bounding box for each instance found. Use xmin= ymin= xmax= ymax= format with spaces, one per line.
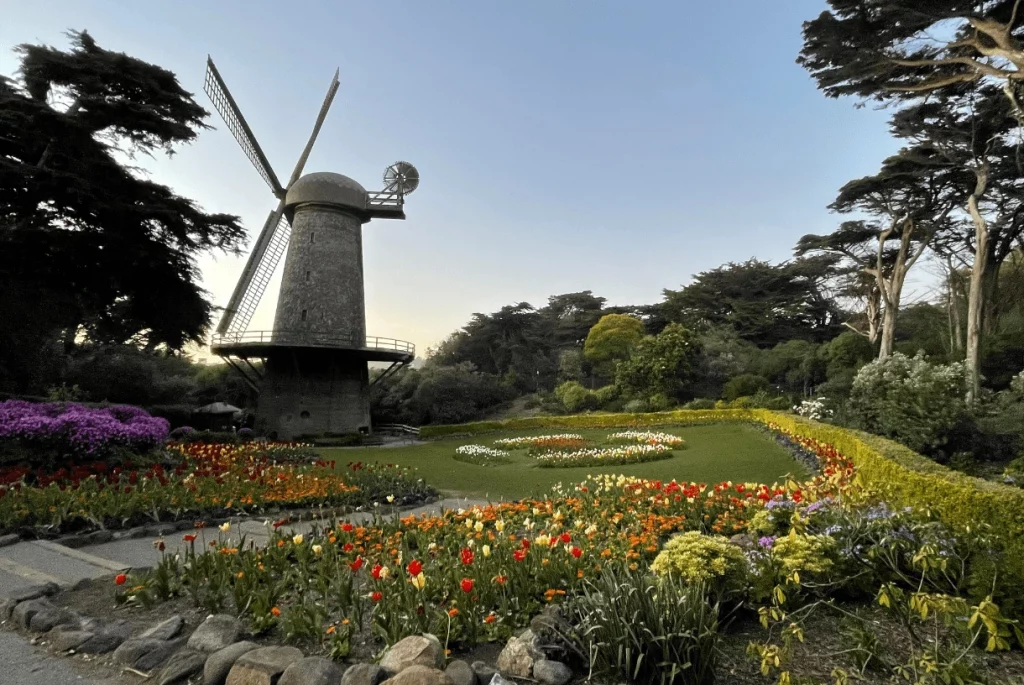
xmin=286 ymin=172 xmax=368 ymax=213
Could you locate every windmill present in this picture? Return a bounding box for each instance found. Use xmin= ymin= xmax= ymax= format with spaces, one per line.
xmin=205 ymin=57 xmax=419 ymax=440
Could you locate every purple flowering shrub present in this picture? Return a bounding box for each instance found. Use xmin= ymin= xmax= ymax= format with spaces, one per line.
xmin=0 ymin=400 xmax=169 ymax=462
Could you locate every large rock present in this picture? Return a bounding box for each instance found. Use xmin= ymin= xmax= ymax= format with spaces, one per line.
xmin=380 ymin=635 xmax=444 ymax=674
xmin=12 ymin=598 xmax=55 ymax=630
xmin=470 ymin=662 xmax=496 ymax=684
xmin=533 ymin=659 xmax=572 ymax=685
xmin=28 ymin=607 xmax=78 ymax=633
xmin=78 ymin=621 xmax=135 ymax=655
xmin=50 ymin=627 xmax=95 ymax=651
xmin=0 ymin=533 xmax=21 ymax=547
xmin=341 ymin=663 xmax=388 ymax=685
xmin=134 ymin=638 xmax=187 ymax=671
xmin=204 ymin=641 xmax=260 ymax=685
xmin=141 ymin=615 xmax=185 ymax=640
xmin=8 ymin=582 xmax=60 ymax=603
xmin=444 ymin=660 xmax=477 ymax=685
xmin=225 ymin=645 xmax=304 ymax=685
xmin=159 ymin=650 xmax=209 ymax=685
xmin=495 ymin=634 xmax=540 ymax=678
xmin=113 ymin=638 xmax=167 ymax=666
xmin=279 ymin=656 xmax=344 ymax=685
xmin=188 ymin=614 xmax=244 ymax=652
xmin=489 ymin=676 xmax=516 ymax=685
xmin=381 ymin=665 xmax=455 ymax=685
xmin=0 ymin=598 xmax=17 ymax=620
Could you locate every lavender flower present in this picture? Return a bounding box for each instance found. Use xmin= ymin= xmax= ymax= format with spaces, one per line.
xmin=758 ymin=536 xmax=776 ymax=549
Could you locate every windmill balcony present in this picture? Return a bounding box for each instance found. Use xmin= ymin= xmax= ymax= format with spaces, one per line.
xmin=211 ymin=330 xmax=415 ymax=363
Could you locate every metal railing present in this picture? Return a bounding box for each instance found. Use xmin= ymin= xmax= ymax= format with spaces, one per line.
xmin=367 ymin=190 xmax=404 ymax=209
xmin=211 ymin=330 xmax=415 ymax=355
xmin=375 ymin=423 xmax=421 ymax=437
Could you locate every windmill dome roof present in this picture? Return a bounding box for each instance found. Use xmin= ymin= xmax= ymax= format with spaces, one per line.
xmin=286 ymin=172 xmax=368 ymax=212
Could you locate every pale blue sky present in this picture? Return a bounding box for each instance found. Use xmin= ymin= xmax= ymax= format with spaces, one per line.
xmin=3 ymin=1 xmax=901 ymax=355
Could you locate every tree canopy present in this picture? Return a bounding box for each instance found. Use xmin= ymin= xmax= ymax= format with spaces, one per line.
xmin=0 ymin=31 xmax=243 ymax=392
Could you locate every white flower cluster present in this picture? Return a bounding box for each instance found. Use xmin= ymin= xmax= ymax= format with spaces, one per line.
xmin=606 ymin=431 xmax=684 ymax=447
xmin=493 ymin=434 xmax=585 ymax=449
xmin=455 ymin=444 xmax=509 ymax=459
xmin=794 ymin=398 xmax=832 ymax=420
xmin=535 ymin=443 xmax=672 ymax=467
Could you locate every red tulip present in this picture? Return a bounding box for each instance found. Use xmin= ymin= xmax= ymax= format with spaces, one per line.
xmin=407 ymin=559 xmax=423 ymax=576
xmin=371 ymin=591 xmax=383 ymax=602
xmin=460 ymin=548 xmax=474 ymax=566
xmin=460 ymin=578 xmax=475 ymax=593
xmin=114 ymin=573 xmax=127 ymax=586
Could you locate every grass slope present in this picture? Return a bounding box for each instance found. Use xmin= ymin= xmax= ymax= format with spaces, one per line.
xmin=323 ymin=423 xmax=806 ymax=500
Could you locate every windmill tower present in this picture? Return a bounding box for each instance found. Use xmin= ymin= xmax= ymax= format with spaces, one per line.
xmin=205 ymin=58 xmax=419 ymax=440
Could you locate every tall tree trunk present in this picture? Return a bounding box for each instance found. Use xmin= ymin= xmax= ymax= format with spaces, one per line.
xmin=981 ymin=241 xmax=1001 ymax=335
xmin=947 ymin=257 xmax=964 ymax=357
xmin=865 ymin=286 xmax=881 ymax=344
xmin=965 ymin=167 xmax=990 ymax=400
xmin=874 ymin=218 xmax=924 ymax=359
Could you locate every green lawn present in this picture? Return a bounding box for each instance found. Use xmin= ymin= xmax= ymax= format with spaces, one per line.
xmin=322 ymin=423 xmax=807 ymax=500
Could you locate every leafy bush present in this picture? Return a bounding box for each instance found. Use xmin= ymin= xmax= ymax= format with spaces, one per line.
xmin=572 ymin=567 xmax=719 ymax=685
xmin=846 ymin=353 xmax=969 ymax=455
xmin=172 ymin=430 xmax=241 ymax=445
xmin=168 ymin=426 xmax=195 ymax=440
xmin=0 ymin=400 xmax=169 ymax=465
xmin=554 ymin=381 xmax=596 ymax=413
xmin=683 ymin=398 xmax=716 ymax=410
xmin=623 ymin=398 xmax=648 ymax=413
xmin=593 ymin=384 xmax=618 ymax=407
xmin=650 ymin=531 xmax=747 ymax=596
xmin=722 ymin=374 xmax=769 ymax=401
xmin=237 ymin=427 xmax=255 ymax=440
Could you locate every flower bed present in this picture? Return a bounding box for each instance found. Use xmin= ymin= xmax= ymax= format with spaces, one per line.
xmin=111 ymin=419 xmax=1024 ymax=683
xmin=0 ymin=400 xmax=169 ymax=463
xmin=606 ymin=430 xmax=685 ymax=447
xmin=0 ymin=442 xmax=436 ymax=534
xmin=492 ymin=434 xmax=588 ymax=451
xmin=120 ymin=444 xmax=851 ymax=649
xmin=453 ymin=444 xmax=512 ymax=466
xmin=534 ymin=443 xmax=674 ymax=467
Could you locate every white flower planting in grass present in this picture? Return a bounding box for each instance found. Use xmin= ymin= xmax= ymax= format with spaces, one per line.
xmin=606 ymin=431 xmax=685 ymax=447
xmin=493 ymin=434 xmax=586 ymax=449
xmin=535 ymin=443 xmax=673 ymax=468
xmin=455 ymin=445 xmax=509 ymax=459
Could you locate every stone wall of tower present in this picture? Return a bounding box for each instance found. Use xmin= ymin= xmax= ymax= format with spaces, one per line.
xmin=273 ymin=204 xmax=366 ymax=344
xmin=257 ymin=351 xmax=371 ymax=440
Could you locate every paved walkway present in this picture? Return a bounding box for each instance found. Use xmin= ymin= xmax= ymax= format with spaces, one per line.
xmin=0 ymin=496 xmax=486 ymax=596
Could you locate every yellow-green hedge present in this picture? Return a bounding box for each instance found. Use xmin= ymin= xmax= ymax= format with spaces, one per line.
xmin=423 ymin=408 xmax=1024 ymax=606
xmin=419 ymin=408 xmax=757 ymax=438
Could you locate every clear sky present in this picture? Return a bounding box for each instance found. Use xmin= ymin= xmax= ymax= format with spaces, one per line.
xmin=2 ymin=1 xmax=903 ymax=357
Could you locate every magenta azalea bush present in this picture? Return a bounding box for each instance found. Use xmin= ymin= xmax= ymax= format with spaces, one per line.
xmin=0 ymin=400 xmax=169 ymax=459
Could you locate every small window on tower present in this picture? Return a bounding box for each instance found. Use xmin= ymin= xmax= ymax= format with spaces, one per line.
xmin=305 ymin=271 xmax=311 ymax=282
xmin=301 ymin=309 xmax=307 ymax=321
xmin=310 ymin=233 xmax=315 ymax=243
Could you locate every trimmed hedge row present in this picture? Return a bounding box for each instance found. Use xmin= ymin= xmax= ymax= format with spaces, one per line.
xmin=418 ymin=409 xmax=757 ymax=438
xmin=423 ymin=408 xmax=1024 ymax=610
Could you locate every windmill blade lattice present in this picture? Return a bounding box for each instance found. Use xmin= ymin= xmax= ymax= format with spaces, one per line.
xmin=204 ymin=57 xmax=284 ymax=197
xmin=216 ymin=206 xmax=290 ymax=335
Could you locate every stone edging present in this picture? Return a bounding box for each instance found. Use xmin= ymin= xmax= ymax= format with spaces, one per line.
xmin=0 ymin=580 xmax=575 ymax=685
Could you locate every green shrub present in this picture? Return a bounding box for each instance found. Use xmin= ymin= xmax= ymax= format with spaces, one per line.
xmin=554 ymin=381 xmax=596 ymax=413
xmin=722 ymin=374 xmax=769 ymax=401
xmin=846 ymin=353 xmax=969 ymax=456
xmin=623 ymin=398 xmax=648 ymax=413
xmin=683 ymin=398 xmax=716 ymax=410
xmin=593 ymin=385 xmax=619 ymax=407
xmin=650 ymin=532 xmax=747 ymax=596
xmin=572 ymin=566 xmax=719 ymax=685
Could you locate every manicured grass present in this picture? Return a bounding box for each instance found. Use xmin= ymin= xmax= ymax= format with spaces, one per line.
xmin=322 ymin=423 xmax=807 ymax=500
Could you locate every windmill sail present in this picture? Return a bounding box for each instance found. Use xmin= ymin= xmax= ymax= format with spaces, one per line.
xmin=204 ymin=58 xmax=284 ymax=197
xmin=216 ymin=205 xmax=289 ymax=335
xmin=211 ymin=66 xmax=341 ymax=335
